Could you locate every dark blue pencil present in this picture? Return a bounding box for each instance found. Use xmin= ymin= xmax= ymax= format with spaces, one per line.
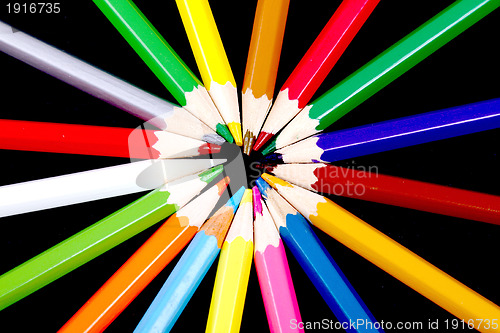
xmin=256 ymin=178 xmax=383 ymax=333
xmin=262 ymin=97 xmax=500 ymax=163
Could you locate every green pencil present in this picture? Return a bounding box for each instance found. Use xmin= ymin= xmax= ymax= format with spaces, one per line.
xmin=0 ymin=165 xmax=223 ymax=311
xmin=92 ymin=0 xmax=233 ymax=143
xmin=262 ymin=0 xmax=500 ymax=155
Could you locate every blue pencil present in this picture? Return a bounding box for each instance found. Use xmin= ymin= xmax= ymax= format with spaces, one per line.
xmin=256 ymin=178 xmax=383 ymax=333
xmin=262 ymin=97 xmax=500 ymax=163
xmin=134 ymin=187 xmax=246 ymax=333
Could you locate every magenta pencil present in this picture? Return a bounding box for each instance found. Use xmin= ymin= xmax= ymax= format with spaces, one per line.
xmin=253 ymin=186 xmax=303 ymax=333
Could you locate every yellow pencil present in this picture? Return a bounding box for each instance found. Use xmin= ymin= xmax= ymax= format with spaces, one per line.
xmin=175 ymin=0 xmax=242 ymax=146
xmin=206 ymin=189 xmax=253 ymax=333
xmin=262 ymin=174 xmax=500 ymax=333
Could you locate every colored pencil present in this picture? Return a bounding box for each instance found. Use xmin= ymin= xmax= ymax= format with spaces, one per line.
xmin=261 ymin=0 xmax=500 ymax=154
xmin=263 ymin=97 xmax=500 ymax=163
xmin=253 ymin=186 xmax=303 ymax=333
xmin=265 ymin=163 xmax=500 ymax=224
xmin=242 ymin=0 xmax=290 ymax=154
xmin=206 ymin=189 xmax=253 ymax=333
xmin=262 ymin=173 xmax=500 ymax=331
xmin=0 ymin=21 xmax=224 ymax=144
xmin=92 ymin=0 xmax=233 ymax=143
xmin=256 ymin=178 xmax=382 ymax=333
xmin=59 ymin=177 xmax=230 ymax=333
xmin=0 ymin=158 xmax=225 ymax=218
xmin=134 ymin=187 xmax=246 ymax=333
xmin=0 ymin=119 xmax=221 ymax=159
xmin=0 ymin=166 xmax=223 ymax=311
xmin=175 ymin=0 xmax=242 ymax=146
xmin=254 ymin=0 xmax=380 ymax=151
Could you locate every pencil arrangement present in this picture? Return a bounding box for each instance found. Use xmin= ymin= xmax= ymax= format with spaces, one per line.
xmin=1 ymin=0 xmax=500 ymax=332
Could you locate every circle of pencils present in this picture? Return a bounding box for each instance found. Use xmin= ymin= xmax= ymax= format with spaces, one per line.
xmin=1 ymin=1 xmax=500 ymax=332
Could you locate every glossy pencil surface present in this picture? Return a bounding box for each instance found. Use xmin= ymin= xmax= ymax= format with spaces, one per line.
xmin=253 ymin=186 xmax=303 ymax=333
xmin=262 ymin=174 xmax=500 ymax=332
xmin=268 ymin=97 xmax=500 ymax=163
xmin=242 ymin=0 xmax=290 ymax=153
xmin=268 ymin=163 xmax=500 ymax=224
xmin=256 ymin=178 xmax=382 ymax=333
xmin=206 ymin=189 xmax=253 ymax=333
xmin=134 ymin=187 xmax=245 ymax=333
xmin=0 ymin=20 xmax=224 ymax=141
xmin=59 ymin=177 xmax=230 ymax=333
xmin=265 ymin=0 xmax=500 ymax=153
xmin=92 ymin=0 xmax=233 ymax=142
xmin=0 ymin=119 xmax=221 ymax=159
xmin=0 ymin=167 xmax=223 ymax=311
xmin=254 ymin=0 xmax=379 ymax=151
xmin=175 ymin=0 xmax=242 ymax=145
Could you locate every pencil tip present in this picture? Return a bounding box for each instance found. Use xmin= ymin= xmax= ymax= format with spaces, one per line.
xmin=260 ymin=138 xmax=277 ymax=155
xmin=199 ymin=142 xmax=222 ymax=155
xmin=242 ymin=131 xmax=255 ymax=155
xmin=252 ymin=186 xmax=263 ymax=216
xmin=261 ymin=173 xmax=293 ymax=189
xmin=253 ymin=131 xmax=273 ymax=151
xmin=199 ymin=165 xmax=224 ymax=183
xmin=241 ymin=189 xmax=253 ymax=204
xmin=215 ymin=176 xmax=230 ymax=195
xmin=228 ymin=122 xmax=243 ymax=146
xmin=216 ymin=123 xmax=234 ymax=143
xmin=255 ymin=178 xmax=271 ymax=199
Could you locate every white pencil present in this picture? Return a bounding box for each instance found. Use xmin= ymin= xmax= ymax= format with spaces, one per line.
xmin=0 ymin=20 xmax=224 ymax=145
xmin=0 ymin=159 xmax=225 ymax=218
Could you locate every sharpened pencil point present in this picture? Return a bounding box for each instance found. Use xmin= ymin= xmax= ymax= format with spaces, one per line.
xmin=253 ymin=131 xmax=273 ymax=151
xmin=215 ymin=176 xmax=231 ymax=195
xmin=228 ymin=122 xmax=243 ymax=146
xmin=261 ymin=137 xmax=277 ymax=155
xmin=216 ymin=123 xmax=234 ymax=143
xmin=199 ymin=165 xmax=224 ymax=183
xmin=262 ymin=173 xmax=293 ymax=189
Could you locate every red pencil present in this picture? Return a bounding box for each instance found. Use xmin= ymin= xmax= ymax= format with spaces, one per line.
xmin=0 ymin=119 xmax=221 ymax=159
xmin=265 ymin=163 xmax=500 ymax=225
xmin=254 ymin=0 xmax=380 ymax=151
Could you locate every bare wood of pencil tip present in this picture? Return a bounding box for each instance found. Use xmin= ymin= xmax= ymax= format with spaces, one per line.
xmin=174 ymin=0 xmax=242 ymax=146
xmin=241 ymin=0 xmax=290 ymax=154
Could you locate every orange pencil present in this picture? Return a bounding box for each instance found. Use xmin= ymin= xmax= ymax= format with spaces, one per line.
xmin=59 ymin=177 xmax=230 ymax=333
xmin=242 ymin=0 xmax=290 ymax=154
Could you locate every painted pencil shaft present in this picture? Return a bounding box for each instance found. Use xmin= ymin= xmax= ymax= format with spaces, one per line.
xmin=242 ymin=0 xmax=290 ymax=154
xmin=269 ymin=163 xmax=500 ymax=224
xmin=262 ymin=174 xmax=500 ymax=333
xmin=0 ymin=120 xmax=220 ymax=159
xmin=253 ymin=187 xmax=303 ymax=333
xmin=254 ymin=0 xmax=379 ymax=151
xmin=92 ymin=0 xmax=233 ymax=143
xmin=0 ymin=21 xmax=223 ymax=144
xmin=0 ymin=166 xmax=223 ymax=311
xmin=0 ymin=158 xmax=224 ymax=218
xmin=59 ymin=178 xmax=230 ymax=333
xmin=272 ymin=97 xmax=500 ymax=163
xmin=257 ymin=179 xmax=381 ymax=333
xmin=266 ymin=0 xmax=500 ymax=153
xmin=175 ymin=0 xmax=242 ymax=145
xmin=134 ymin=187 xmax=246 ymax=333
xmin=206 ymin=189 xmax=253 ymax=333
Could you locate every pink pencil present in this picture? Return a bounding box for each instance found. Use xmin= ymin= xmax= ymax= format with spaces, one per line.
xmin=252 ymin=186 xmax=303 ymax=333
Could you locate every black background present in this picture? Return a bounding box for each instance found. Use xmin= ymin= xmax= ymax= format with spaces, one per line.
xmin=0 ymin=1 xmax=499 ymax=332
